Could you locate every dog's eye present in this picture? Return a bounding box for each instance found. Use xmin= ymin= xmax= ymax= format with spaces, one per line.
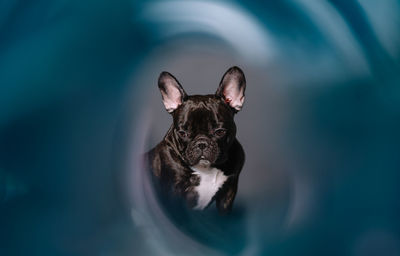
xmin=178 ymin=130 xmax=188 ymax=138
xmin=214 ymin=128 xmax=227 ymax=137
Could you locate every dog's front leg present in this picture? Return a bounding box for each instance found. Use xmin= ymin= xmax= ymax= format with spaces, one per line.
xmin=216 ymin=176 xmax=238 ymax=214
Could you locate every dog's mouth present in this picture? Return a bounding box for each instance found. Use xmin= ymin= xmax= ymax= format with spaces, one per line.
xmin=185 ymin=140 xmax=219 ymax=166
xmin=190 ymin=155 xmax=210 ymax=166
xmin=186 ymin=153 xmax=214 ymax=167
xmin=197 ymin=156 xmax=211 ymax=167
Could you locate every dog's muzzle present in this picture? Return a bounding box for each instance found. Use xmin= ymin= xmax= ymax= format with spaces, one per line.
xmin=185 ymin=136 xmax=219 ymax=166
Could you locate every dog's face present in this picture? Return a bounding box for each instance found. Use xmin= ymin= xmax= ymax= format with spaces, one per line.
xmin=172 ymin=95 xmax=235 ymax=166
xmin=158 ymin=66 xmax=246 ymax=167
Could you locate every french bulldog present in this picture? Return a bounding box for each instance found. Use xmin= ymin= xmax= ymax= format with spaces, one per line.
xmin=146 ymin=66 xmax=246 ymax=214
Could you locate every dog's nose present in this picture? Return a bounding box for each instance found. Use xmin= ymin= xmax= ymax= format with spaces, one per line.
xmin=196 ymin=141 xmax=208 ymax=150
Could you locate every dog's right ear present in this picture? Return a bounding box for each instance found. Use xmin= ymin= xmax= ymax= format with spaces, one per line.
xmin=158 ymin=72 xmax=187 ymax=113
xmin=216 ymin=66 xmax=246 ymax=112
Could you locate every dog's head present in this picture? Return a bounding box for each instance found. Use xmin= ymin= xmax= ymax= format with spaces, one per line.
xmin=158 ymin=66 xmax=246 ymax=167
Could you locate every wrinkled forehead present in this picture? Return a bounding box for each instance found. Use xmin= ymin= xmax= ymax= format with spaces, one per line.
xmin=174 ymin=96 xmax=232 ymax=127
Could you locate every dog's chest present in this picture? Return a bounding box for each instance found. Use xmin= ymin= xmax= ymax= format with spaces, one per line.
xmin=190 ymin=165 xmax=228 ymax=210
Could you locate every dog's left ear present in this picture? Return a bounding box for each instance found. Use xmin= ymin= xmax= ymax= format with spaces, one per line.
xmin=158 ymin=71 xmax=187 ymax=113
xmin=216 ymin=66 xmax=246 ymax=112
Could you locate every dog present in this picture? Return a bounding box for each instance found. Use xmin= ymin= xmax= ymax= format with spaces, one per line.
xmin=146 ymin=66 xmax=246 ymax=214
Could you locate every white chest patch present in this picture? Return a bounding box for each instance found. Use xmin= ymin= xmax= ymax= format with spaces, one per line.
xmin=190 ymin=163 xmax=228 ymax=210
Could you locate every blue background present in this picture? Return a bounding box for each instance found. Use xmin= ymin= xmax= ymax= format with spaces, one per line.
xmin=1 ymin=1 xmax=399 ymax=255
